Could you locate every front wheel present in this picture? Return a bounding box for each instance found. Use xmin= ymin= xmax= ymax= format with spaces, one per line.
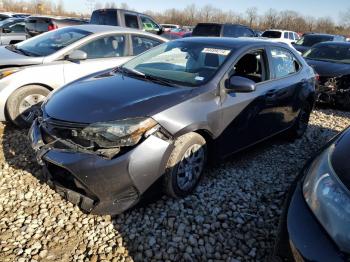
xmin=6 ymin=85 xmax=50 ymax=128
xmin=163 ymin=132 xmax=207 ymax=198
xmin=285 ymin=102 xmax=312 ymax=140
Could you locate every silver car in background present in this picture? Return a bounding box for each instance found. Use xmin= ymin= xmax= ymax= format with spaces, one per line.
xmin=0 ymin=24 xmax=167 ymax=127
xmin=0 ymin=18 xmax=27 ymax=45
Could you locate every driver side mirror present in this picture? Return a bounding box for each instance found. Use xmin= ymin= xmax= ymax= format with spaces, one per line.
xmin=66 ymin=50 xmax=87 ymax=62
xmin=226 ymin=76 xmax=256 ymax=93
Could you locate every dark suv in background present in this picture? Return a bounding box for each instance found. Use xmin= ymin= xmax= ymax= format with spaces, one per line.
xmin=192 ymin=23 xmax=256 ymax=38
xmin=90 ymin=9 xmax=163 ymax=35
xmin=293 ymin=33 xmax=346 ymax=54
xmin=25 ymin=16 xmax=87 ymax=37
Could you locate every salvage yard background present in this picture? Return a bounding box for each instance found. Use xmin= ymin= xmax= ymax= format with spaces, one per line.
xmin=0 ymin=108 xmax=349 ymax=262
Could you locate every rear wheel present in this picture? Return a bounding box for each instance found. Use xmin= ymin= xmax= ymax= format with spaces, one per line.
xmin=6 ymin=85 xmax=50 ymax=128
xmin=285 ymin=102 xmax=312 ymax=140
xmin=163 ymin=132 xmax=207 ymax=198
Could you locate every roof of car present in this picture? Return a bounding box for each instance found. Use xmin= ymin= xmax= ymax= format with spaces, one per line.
xmin=196 ymin=22 xmax=249 ymax=27
xmin=304 ymin=33 xmax=336 ymax=37
xmin=315 ymin=41 xmax=350 ymax=46
xmin=72 ymin=24 xmax=150 ymax=34
xmin=176 ymin=37 xmax=286 ymax=48
xmin=62 ymin=24 xmax=168 ymax=42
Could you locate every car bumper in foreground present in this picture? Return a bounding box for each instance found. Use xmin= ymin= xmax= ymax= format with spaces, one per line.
xmin=29 ymin=119 xmax=174 ymax=215
xmin=274 ymin=177 xmax=348 ymax=262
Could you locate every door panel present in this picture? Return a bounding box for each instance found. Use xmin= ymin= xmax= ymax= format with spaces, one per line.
xmin=217 ymin=48 xmax=282 ymax=156
xmin=267 ymin=46 xmax=302 ymax=133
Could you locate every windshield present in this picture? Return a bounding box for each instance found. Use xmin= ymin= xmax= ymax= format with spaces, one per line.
xmin=15 ymin=27 xmax=92 ymax=57
xmin=295 ymin=35 xmax=333 ymax=47
xmin=122 ymin=40 xmax=234 ymax=87
xmin=262 ymin=31 xmax=281 ymax=38
xmin=303 ymin=44 xmax=350 ymax=64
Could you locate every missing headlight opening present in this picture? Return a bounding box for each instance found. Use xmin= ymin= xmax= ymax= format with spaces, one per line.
xmin=317 ymin=74 xmax=350 ymax=109
xmin=39 ymin=118 xmax=171 ymax=159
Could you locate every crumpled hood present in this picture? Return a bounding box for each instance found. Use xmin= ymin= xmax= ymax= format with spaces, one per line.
xmin=331 ymin=127 xmax=350 ymax=191
xmin=0 ymin=46 xmax=43 ymax=67
xmin=305 ymin=58 xmax=350 ymax=77
xmin=44 ymin=72 xmax=193 ymax=123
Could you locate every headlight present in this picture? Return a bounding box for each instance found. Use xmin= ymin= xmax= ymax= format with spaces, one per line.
xmin=0 ymin=68 xmax=21 ymax=80
xmin=79 ymin=117 xmax=158 ymax=148
xmin=303 ymin=145 xmax=350 ymax=253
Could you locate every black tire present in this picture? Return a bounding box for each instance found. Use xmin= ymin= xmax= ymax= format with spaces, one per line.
xmin=6 ymin=85 xmax=50 ymax=128
xmin=163 ymin=132 xmax=207 ymax=198
xmin=285 ymin=102 xmax=312 ymax=140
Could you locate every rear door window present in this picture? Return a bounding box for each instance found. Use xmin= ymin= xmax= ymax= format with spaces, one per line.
xmin=77 ymin=35 xmax=126 ymax=59
xmin=223 ymin=25 xmax=254 ymax=37
xmin=124 ymin=14 xmax=139 ymax=29
xmin=131 ymin=35 xmax=162 ymax=55
xmin=4 ymin=21 xmax=25 ymax=33
xmin=269 ymin=47 xmax=300 ymax=79
xmin=90 ymin=10 xmax=118 ymax=26
xmin=284 ymin=32 xmax=288 ymax=39
xmin=288 ymin=32 xmax=294 ymax=40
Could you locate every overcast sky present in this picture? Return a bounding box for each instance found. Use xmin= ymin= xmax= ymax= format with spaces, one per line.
xmin=54 ymin=0 xmax=348 ymax=22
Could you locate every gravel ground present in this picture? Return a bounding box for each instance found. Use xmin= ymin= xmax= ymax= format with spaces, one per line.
xmin=0 ymin=108 xmax=349 ymax=262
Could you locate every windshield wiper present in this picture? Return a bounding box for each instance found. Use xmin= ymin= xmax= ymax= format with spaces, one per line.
xmin=115 ymin=66 xmax=177 ymax=87
xmin=6 ymin=45 xmax=38 ymax=57
xmin=115 ymin=66 xmax=145 ymax=77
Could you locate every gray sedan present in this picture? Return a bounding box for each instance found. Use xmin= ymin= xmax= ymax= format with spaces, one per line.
xmin=0 ymin=24 xmax=167 ymax=127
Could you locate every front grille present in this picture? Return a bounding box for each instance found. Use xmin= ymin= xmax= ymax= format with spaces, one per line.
xmin=40 ymin=118 xmax=93 ymax=148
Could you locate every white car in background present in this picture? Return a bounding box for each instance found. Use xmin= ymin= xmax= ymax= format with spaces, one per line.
xmin=0 ymin=24 xmax=167 ymax=127
xmin=262 ymin=29 xmax=300 ymax=44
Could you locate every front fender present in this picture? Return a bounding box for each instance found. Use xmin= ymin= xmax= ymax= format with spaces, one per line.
xmin=0 ymin=65 xmax=63 ymax=121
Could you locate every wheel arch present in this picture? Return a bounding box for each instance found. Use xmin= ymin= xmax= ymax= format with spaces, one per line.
xmin=4 ymin=83 xmax=54 ymax=121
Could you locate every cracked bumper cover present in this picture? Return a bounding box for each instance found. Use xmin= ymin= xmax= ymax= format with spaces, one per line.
xmin=29 ymin=119 xmax=174 ymax=215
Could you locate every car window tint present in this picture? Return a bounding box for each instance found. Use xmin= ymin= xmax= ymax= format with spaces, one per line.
xmin=270 ymin=48 xmax=300 ymax=78
xmin=125 ymin=14 xmax=139 ymax=29
xmin=7 ymin=22 xmax=25 ymax=33
xmin=90 ymin=10 xmax=118 ymax=26
xmin=77 ymin=35 xmax=126 ymax=59
xmin=262 ymin=31 xmax=281 ymax=38
xmin=140 ymin=16 xmax=160 ymax=31
xmin=132 ymin=35 xmax=161 ymax=55
xmin=192 ymin=24 xmax=221 ymax=37
xmin=284 ymin=32 xmax=288 ymax=39
xmin=288 ymin=32 xmax=294 ymax=40
xmin=233 ymin=50 xmax=267 ymax=83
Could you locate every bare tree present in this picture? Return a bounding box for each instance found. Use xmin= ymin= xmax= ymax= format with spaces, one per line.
xmin=246 ymin=7 xmax=258 ymax=28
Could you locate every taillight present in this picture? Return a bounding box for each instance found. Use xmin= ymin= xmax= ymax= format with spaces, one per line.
xmin=48 ymin=24 xmax=58 ymax=31
xmin=315 ymin=73 xmax=320 ymax=82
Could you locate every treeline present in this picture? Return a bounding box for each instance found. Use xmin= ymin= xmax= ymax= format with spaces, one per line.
xmin=0 ymin=1 xmax=349 ymax=35
xmin=0 ymin=0 xmax=80 ymax=17
xmin=146 ymin=5 xmax=350 ymax=35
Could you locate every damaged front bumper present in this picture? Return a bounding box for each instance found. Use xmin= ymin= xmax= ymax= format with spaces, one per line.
xmin=29 ymin=118 xmax=174 ymax=215
xmin=316 ymin=75 xmax=350 ymax=108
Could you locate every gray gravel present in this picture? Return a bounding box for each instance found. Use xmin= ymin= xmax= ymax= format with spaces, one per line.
xmin=0 ymin=108 xmax=349 ymax=262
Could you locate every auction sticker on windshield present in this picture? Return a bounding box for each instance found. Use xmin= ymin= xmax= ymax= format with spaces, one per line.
xmin=202 ymin=48 xmax=231 ymax=56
